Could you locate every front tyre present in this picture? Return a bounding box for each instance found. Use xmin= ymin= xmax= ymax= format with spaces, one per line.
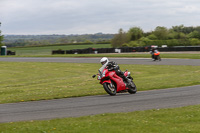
xmin=128 ymin=81 xmax=137 ymax=94
xmin=103 ymin=82 xmax=116 ymax=96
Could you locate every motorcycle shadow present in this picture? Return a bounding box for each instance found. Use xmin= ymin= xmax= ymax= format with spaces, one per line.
xmin=97 ymin=93 xmax=132 ymax=97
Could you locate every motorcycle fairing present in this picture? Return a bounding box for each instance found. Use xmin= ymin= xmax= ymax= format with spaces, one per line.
xmin=99 ymin=67 xmax=128 ymax=92
xmin=154 ymin=52 xmax=160 ymax=56
xmin=154 ymin=50 xmax=160 ymax=56
xmin=109 ymin=72 xmax=127 ymax=92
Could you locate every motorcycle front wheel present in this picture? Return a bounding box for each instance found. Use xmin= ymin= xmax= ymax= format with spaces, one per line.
xmin=128 ymin=81 xmax=137 ymax=94
xmin=103 ymin=82 xmax=116 ymax=96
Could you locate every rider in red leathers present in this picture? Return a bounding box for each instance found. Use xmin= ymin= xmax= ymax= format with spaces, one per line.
xmin=100 ymin=57 xmax=130 ymax=86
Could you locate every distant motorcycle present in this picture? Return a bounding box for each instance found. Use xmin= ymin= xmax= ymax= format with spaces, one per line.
xmin=151 ymin=50 xmax=161 ymax=61
xmin=92 ymin=66 xmax=137 ymax=96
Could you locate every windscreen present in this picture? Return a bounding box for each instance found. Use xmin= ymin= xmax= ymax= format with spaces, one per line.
xmin=98 ymin=64 xmax=107 ymax=76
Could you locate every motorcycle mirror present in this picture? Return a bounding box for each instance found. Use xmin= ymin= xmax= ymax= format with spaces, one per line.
xmin=92 ymin=75 xmax=96 ymax=78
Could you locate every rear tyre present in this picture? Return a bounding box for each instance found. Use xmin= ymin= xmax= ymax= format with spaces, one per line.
xmin=103 ymin=82 xmax=116 ymax=96
xmin=128 ymin=81 xmax=137 ymax=94
xmin=158 ymin=56 xmax=161 ymax=61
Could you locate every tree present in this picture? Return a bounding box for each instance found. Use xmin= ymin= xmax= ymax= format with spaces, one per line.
xmin=127 ymin=27 xmax=143 ymax=41
xmin=168 ymin=31 xmax=186 ymax=39
xmin=172 ymin=25 xmax=184 ymax=33
xmin=188 ymin=30 xmax=200 ymax=39
xmin=171 ymin=25 xmax=195 ymax=34
xmin=190 ymin=38 xmax=200 ymax=46
xmin=153 ymin=26 xmax=169 ymax=40
xmin=0 ymin=22 xmax=3 ymax=46
xmin=147 ymin=34 xmax=157 ymax=40
xmin=111 ymin=28 xmax=128 ymax=47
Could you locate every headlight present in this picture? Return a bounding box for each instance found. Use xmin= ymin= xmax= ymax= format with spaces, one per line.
xmin=98 ymin=75 xmax=101 ymax=80
xmin=102 ymin=71 xmax=106 ymax=77
xmin=128 ymin=72 xmax=131 ymax=76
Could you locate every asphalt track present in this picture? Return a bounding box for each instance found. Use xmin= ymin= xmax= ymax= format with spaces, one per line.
xmin=0 ymin=57 xmax=200 ymax=123
xmin=0 ymin=57 xmax=199 ymax=66
xmin=1 ymin=85 xmax=200 ymax=123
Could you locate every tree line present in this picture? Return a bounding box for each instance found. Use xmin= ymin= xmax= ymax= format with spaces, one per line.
xmin=111 ymin=25 xmax=200 ymax=47
xmin=3 ymin=33 xmax=114 ymax=47
xmin=0 ymin=23 xmax=3 ymax=46
xmin=2 ymin=24 xmax=200 ymax=48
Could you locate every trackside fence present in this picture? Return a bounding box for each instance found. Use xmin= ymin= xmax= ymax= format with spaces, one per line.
xmin=52 ymin=46 xmax=200 ymax=54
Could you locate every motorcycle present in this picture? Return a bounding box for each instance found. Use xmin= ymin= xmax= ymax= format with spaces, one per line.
xmin=92 ymin=65 xmax=137 ymax=96
xmin=151 ymin=50 xmax=161 ymax=61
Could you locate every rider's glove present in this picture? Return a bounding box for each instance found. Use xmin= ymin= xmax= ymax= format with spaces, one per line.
xmin=113 ymin=65 xmax=119 ymax=70
xmin=108 ymin=68 xmax=113 ymax=71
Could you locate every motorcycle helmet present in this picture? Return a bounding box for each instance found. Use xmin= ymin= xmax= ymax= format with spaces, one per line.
xmin=100 ymin=57 xmax=109 ymax=65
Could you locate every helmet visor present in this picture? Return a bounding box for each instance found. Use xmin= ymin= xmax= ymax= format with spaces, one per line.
xmin=101 ymin=60 xmax=107 ymax=65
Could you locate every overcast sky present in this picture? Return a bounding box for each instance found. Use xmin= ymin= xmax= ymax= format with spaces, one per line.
xmin=1 ymin=0 xmax=200 ymax=35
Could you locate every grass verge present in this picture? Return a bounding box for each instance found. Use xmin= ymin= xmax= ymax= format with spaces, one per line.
xmin=0 ymin=62 xmax=199 ymax=104
xmin=1 ymin=105 xmax=200 ymax=132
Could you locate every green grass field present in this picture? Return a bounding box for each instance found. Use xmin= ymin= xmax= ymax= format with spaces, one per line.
xmin=0 ymin=62 xmax=199 ymax=104
xmin=1 ymin=105 xmax=200 ymax=133
xmin=0 ymin=51 xmax=200 ymax=132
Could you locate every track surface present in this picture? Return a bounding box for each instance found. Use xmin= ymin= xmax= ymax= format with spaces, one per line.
xmin=0 ymin=57 xmax=199 ymax=66
xmin=0 ymin=57 xmax=199 ymax=123
xmin=1 ymin=85 xmax=200 ymax=123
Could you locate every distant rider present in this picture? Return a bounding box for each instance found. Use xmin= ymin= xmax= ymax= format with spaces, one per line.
xmin=150 ymin=46 xmax=160 ymax=61
xmin=100 ymin=57 xmax=130 ymax=86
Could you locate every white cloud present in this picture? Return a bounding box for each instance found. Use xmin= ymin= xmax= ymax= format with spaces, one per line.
xmin=1 ymin=0 xmax=200 ymax=34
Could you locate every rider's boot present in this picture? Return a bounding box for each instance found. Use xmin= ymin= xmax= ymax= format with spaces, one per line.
xmin=152 ymin=54 xmax=155 ymax=61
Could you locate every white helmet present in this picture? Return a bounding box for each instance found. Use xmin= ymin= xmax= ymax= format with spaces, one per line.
xmin=100 ymin=57 xmax=109 ymax=65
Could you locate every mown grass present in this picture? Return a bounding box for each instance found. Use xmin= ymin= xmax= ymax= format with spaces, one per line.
xmin=0 ymin=62 xmax=199 ymax=104
xmin=1 ymin=105 xmax=200 ymax=133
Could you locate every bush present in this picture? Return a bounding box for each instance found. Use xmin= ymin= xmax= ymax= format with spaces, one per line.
xmin=189 ymin=38 xmax=200 ymax=46
xmin=127 ymin=41 xmax=140 ymax=47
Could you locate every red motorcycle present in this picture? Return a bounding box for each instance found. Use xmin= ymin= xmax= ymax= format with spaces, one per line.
xmin=92 ymin=66 xmax=137 ymax=96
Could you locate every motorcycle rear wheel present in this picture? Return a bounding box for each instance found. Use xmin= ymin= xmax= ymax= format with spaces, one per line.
xmin=103 ymin=82 xmax=116 ymax=96
xmin=158 ymin=55 xmax=161 ymax=61
xmin=128 ymin=81 xmax=137 ymax=94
